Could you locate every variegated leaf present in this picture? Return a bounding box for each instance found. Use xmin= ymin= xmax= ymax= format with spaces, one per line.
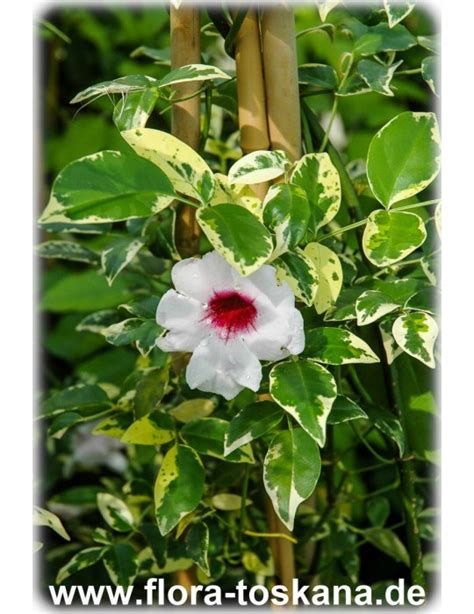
xmin=303 ymin=327 xmax=380 ymax=365
xmin=328 ymin=396 xmax=368 ymax=425
xmin=264 ymin=428 xmax=321 ymax=530
xmin=36 ymin=240 xmax=99 ymax=265
xmin=379 ymin=317 xmax=404 ymax=365
xmin=181 ymin=417 xmax=254 ymax=463
xmin=355 ymin=290 xmax=399 ymax=326
xmin=56 ymin=547 xmax=107 ymax=584
xmin=211 ymin=174 xmax=263 ymax=218
xmin=185 ymin=522 xmax=210 ymax=576
xmin=93 ymin=412 xmax=134 ymax=439
xmin=392 ymin=312 xmax=438 ymax=368
xmin=70 ymin=75 xmax=159 ymax=104
xmin=291 ymin=153 xmax=341 ymax=234
xmin=159 ymin=64 xmax=231 ymax=88
xmin=102 ymin=318 xmax=162 ymax=356
xmin=154 ymin=444 xmax=205 ymax=535
xmin=269 ymin=359 xmax=337 ymax=447
xmin=367 ymin=112 xmax=441 ymax=208
xmin=421 ymin=56 xmax=438 ymax=96
xmin=197 ymin=203 xmax=273 ymax=276
xmin=103 ymin=544 xmax=138 ymax=587
xmin=121 ymin=128 xmax=216 ymax=204
xmin=318 ymin=0 xmax=341 ymax=22
xmin=358 ymin=59 xmax=403 ymax=97
xmin=362 ymin=210 xmax=427 ymax=267
xmin=97 ymin=493 xmax=135 ymax=533
xmin=275 ymin=250 xmax=318 ymax=306
xmin=170 ymin=399 xmax=216 ymax=423
xmin=228 ymin=150 xmax=290 ymax=185
xmin=39 ymin=151 xmax=175 ymax=225
xmin=304 ymin=242 xmax=343 ymax=314
xmin=101 ymin=238 xmax=145 ymax=285
xmin=113 ymin=89 xmax=159 ymax=131
xmin=383 ymin=0 xmax=415 ymax=28
xmin=224 ymin=401 xmax=283 ymax=456
xmin=263 ymin=184 xmax=310 ymax=257
xmin=33 ymin=506 xmax=70 ymax=541
xmin=121 ymin=410 xmax=175 ymax=445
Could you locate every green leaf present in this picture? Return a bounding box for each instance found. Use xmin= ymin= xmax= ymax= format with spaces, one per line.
xmin=121 ymin=410 xmax=175 ymax=445
xmin=97 ymin=493 xmax=135 ymax=533
xmin=318 ymin=0 xmax=341 ymax=21
xmin=303 ymin=327 xmax=380 ymax=365
xmin=154 ymin=444 xmax=205 ymax=535
xmin=130 ymin=46 xmax=171 ymax=64
xmin=304 ymin=243 xmax=342 ymax=314
xmin=337 ymin=73 xmax=371 ymax=97
xmin=134 ymin=368 xmax=169 ymax=418
xmin=103 ymin=319 xmax=162 ymax=356
xmin=56 ymin=547 xmax=106 ymax=584
xmin=197 ymin=203 xmax=273 ymax=276
xmin=367 ymin=112 xmax=441 ymax=208
xmin=367 ymin=496 xmax=390 ymax=527
xmin=159 ymin=64 xmax=231 ymax=87
xmin=421 ymin=56 xmax=438 ymax=96
xmin=298 ymin=63 xmax=338 ymax=92
xmin=185 ymin=522 xmax=210 ymax=576
xmin=101 ymin=238 xmax=145 ymax=285
xmin=39 ymin=151 xmax=175 ymax=225
xmin=362 ymin=210 xmax=427 ymax=267
xmin=263 ymin=184 xmax=310 ymax=256
xmin=121 ymin=128 xmax=216 ymax=204
xmin=48 ymin=411 xmax=83 ymax=439
xmin=170 ymin=399 xmax=216 ymax=423
xmin=328 ymin=395 xmax=368 ymax=425
xmin=363 ymin=527 xmax=409 ymax=566
xmin=139 ymin=523 xmax=167 ymax=568
xmin=358 ymin=59 xmax=403 ymax=96
xmin=275 ymin=250 xmax=318 ymax=306
xmin=119 ymin=295 xmax=161 ymax=319
xmin=113 ymin=89 xmax=159 ymax=131
xmin=33 ymin=506 xmax=70 ymax=541
xmin=228 ymin=150 xmax=290 ymax=185
xmin=291 ymin=153 xmax=341 ymax=234
xmin=41 ymin=384 xmax=111 ymax=418
xmin=364 ymin=405 xmax=407 ymax=457
xmin=36 ymin=240 xmax=99 ymax=264
xmin=103 ymin=543 xmax=139 ymax=587
xmin=92 ymin=528 xmax=113 ymax=545
xmin=264 ymin=428 xmax=321 ymax=530
xmin=70 ymin=75 xmax=159 ymax=104
xmin=269 ymin=359 xmax=337 ymax=446
xmin=324 ymin=288 xmax=363 ymax=322
xmin=224 ymin=401 xmax=284 ymax=456
xmin=354 ymin=24 xmax=417 ymax=56
xmin=181 ymin=417 xmax=254 ymax=463
xmin=383 ymin=0 xmax=415 ymax=28
xmin=392 ymin=311 xmax=438 ymax=368
xmin=356 ymin=290 xmax=399 ymax=326
xmin=42 ymin=270 xmax=133 ymax=312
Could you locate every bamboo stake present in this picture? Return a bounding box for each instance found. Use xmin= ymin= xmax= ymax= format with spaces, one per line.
xmin=260 ymin=4 xmax=302 ymax=597
xmin=234 ymin=8 xmax=270 ymax=200
xmin=261 ymin=5 xmax=302 ymax=161
xmin=170 ymin=4 xmax=201 ymax=257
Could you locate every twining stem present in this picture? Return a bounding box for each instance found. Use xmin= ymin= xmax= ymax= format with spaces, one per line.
xmin=319 ymin=53 xmax=353 ymax=153
xmin=170 ymin=5 xmax=201 ymax=258
xmin=388 ymin=361 xmax=427 ymax=588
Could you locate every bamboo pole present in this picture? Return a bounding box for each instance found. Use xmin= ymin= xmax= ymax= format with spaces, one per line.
xmin=260 ymin=4 xmax=302 ymax=597
xmin=234 ymin=8 xmax=270 ymax=200
xmin=170 ymin=4 xmax=201 ymax=257
xmin=261 ymin=5 xmax=302 ymax=161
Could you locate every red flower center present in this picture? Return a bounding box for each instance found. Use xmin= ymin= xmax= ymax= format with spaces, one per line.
xmin=205 ymin=290 xmax=257 ymax=339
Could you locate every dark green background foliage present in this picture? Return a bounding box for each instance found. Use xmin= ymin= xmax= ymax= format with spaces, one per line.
xmin=36 ymin=3 xmax=439 ymax=604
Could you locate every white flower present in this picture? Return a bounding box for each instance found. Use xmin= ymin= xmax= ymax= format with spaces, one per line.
xmin=156 ymin=251 xmax=305 ymax=400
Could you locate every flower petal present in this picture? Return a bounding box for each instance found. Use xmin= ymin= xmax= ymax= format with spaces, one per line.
xmin=172 ymin=251 xmax=235 ymax=303
xmin=235 ymin=264 xmax=295 ymax=308
xmin=186 ymin=336 xmax=262 ymax=400
xmin=156 ymin=290 xmax=206 ymax=351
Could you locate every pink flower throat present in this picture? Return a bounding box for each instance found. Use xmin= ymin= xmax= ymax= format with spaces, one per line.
xmin=205 ymin=290 xmax=257 ymax=339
